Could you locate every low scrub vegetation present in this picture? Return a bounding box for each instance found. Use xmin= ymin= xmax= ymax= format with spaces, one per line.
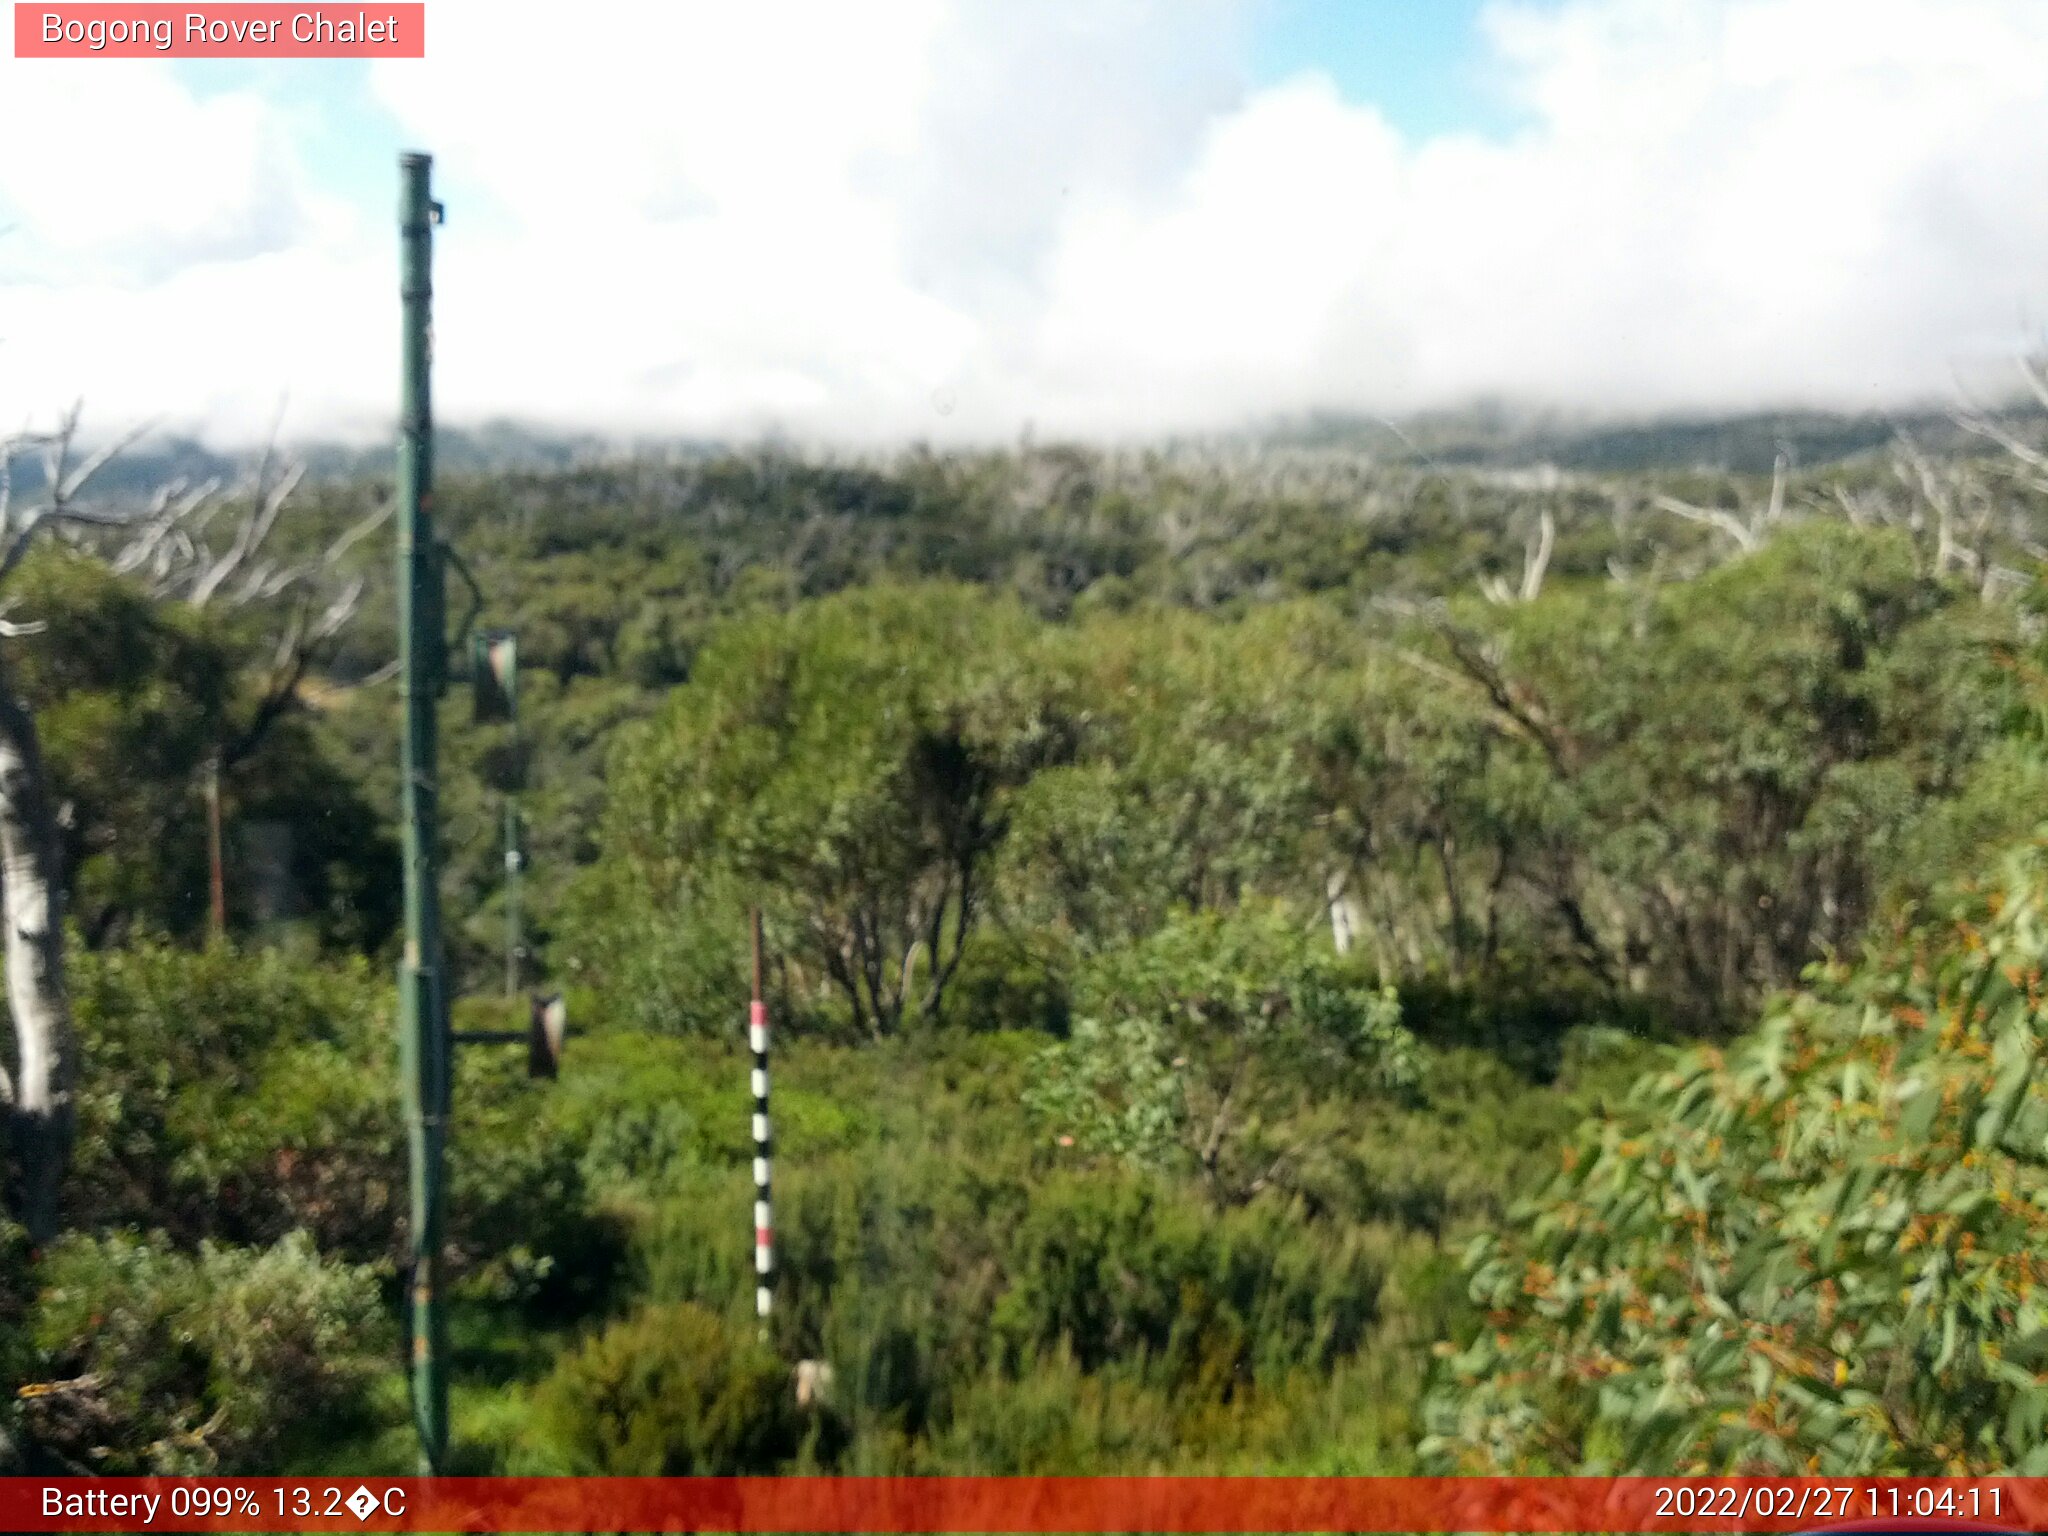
xmin=6 ymin=435 xmax=2048 ymax=1473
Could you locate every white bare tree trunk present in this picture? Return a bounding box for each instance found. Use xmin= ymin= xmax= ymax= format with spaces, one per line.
xmin=0 ymin=667 xmax=73 ymax=1244
xmin=0 ymin=403 xmax=368 ymax=1245
xmin=1325 ymin=868 xmax=1363 ymax=956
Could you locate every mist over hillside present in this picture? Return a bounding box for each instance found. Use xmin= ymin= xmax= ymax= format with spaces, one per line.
xmin=3 ymin=421 xmax=650 ymax=499
xmin=18 ymin=401 xmax=2030 ymax=500
xmin=1254 ymin=405 xmax=2012 ymax=476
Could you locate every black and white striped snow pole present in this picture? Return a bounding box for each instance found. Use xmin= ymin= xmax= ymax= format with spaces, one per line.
xmin=750 ymin=909 xmax=773 ymax=1333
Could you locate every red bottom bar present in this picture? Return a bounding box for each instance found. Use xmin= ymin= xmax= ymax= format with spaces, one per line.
xmin=8 ymin=1477 xmax=2048 ymax=1533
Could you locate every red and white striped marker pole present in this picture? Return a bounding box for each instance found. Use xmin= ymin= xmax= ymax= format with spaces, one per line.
xmin=749 ymin=908 xmax=774 ymax=1336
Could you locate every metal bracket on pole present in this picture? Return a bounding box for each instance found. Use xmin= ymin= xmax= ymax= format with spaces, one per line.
xmin=451 ymin=993 xmax=568 ymax=1079
xmin=442 ymin=541 xmax=484 ymax=664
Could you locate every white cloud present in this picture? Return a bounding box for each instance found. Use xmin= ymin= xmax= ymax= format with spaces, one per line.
xmin=1010 ymin=0 xmax=2048 ymax=434
xmin=0 ymin=63 xmax=334 ymax=286
xmin=2 ymin=0 xmax=2046 ymax=447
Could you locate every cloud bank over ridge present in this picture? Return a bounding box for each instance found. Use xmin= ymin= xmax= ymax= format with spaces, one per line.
xmin=2 ymin=0 xmax=2046 ymax=446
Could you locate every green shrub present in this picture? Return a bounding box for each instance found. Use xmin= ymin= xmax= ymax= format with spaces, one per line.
xmin=526 ymin=1302 xmax=808 ymax=1473
xmin=923 ymin=1351 xmax=1182 ymax=1472
xmin=67 ymin=941 xmax=624 ymax=1310
xmin=630 ymin=1152 xmax=1000 ymax=1439
xmin=22 ymin=1230 xmax=386 ymax=1473
xmin=447 ymin=1049 xmax=629 ymax=1310
xmin=555 ymin=858 xmax=748 ymax=1037
xmin=1396 ymin=968 xmax=1663 ymax=1081
xmin=940 ymin=925 xmax=1074 ymax=1035
xmin=1028 ymin=905 xmax=1418 ymax=1199
xmin=991 ymin=1170 xmax=1384 ymax=1391
xmin=65 ymin=941 xmax=389 ymax=1249
xmin=0 ymin=1217 xmax=33 ymax=1471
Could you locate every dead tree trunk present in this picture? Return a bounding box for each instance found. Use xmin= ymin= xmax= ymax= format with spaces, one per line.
xmin=0 ymin=402 xmax=373 ymax=1244
xmin=204 ymin=752 xmax=226 ymax=942
xmin=0 ymin=660 xmax=73 ymax=1244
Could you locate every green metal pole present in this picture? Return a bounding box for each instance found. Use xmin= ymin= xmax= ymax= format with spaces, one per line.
xmin=396 ymin=150 xmax=449 ymax=1475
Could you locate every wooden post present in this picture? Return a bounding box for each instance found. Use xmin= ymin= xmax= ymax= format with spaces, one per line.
xmin=205 ymin=753 xmax=226 ymax=942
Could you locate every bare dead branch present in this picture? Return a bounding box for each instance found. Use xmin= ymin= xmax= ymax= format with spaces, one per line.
xmin=55 ymin=416 xmax=159 ymax=504
xmin=0 ymin=500 xmax=183 ymax=586
xmin=1982 ymin=564 xmax=2030 ymax=600
xmin=266 ymin=605 xmax=311 ymax=674
xmin=2018 ymin=352 xmax=2048 ymax=416
xmin=0 ymin=407 xmax=167 ymax=590
xmin=248 ymin=394 xmax=289 ymax=527
xmin=321 ymin=499 xmax=393 ymax=565
xmin=187 ymin=460 xmax=305 ymax=607
xmin=1520 ymin=506 xmax=1556 ymax=602
xmin=1650 ymin=494 xmax=1760 ymax=552
xmin=228 ymin=557 xmax=282 ymax=608
xmin=253 ymin=564 xmax=307 ymax=602
xmin=1830 ymin=486 xmax=1873 ymax=528
xmin=1894 ymin=429 xmax=1977 ymax=579
xmin=1954 ymin=407 xmax=2048 ymax=483
xmin=37 ymin=403 xmax=79 ymax=506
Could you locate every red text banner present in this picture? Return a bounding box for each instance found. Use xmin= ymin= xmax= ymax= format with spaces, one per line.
xmin=7 ymin=1477 xmax=2048 ymax=1533
xmin=14 ymin=4 xmax=425 ymax=58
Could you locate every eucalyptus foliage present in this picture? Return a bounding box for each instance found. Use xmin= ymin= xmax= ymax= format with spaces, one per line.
xmin=1424 ymin=833 xmax=2048 ymax=1473
xmin=600 ymin=583 xmax=1073 ymax=1035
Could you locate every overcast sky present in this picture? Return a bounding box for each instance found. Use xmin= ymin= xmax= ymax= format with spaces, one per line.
xmin=3 ymin=0 xmax=2046 ymax=447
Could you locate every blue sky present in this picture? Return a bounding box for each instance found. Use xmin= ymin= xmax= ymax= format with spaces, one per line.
xmin=171 ymin=60 xmax=404 ymax=209
xmin=1250 ymin=0 xmax=1527 ymax=140
xmin=4 ymin=0 xmax=2046 ymax=444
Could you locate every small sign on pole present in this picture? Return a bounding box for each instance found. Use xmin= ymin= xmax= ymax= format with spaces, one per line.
xmin=528 ymin=992 xmax=566 ymax=1080
xmin=474 ymin=629 xmax=518 ymax=723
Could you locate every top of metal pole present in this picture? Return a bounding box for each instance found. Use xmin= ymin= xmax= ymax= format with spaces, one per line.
xmin=400 ymin=154 xmax=442 ymax=239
